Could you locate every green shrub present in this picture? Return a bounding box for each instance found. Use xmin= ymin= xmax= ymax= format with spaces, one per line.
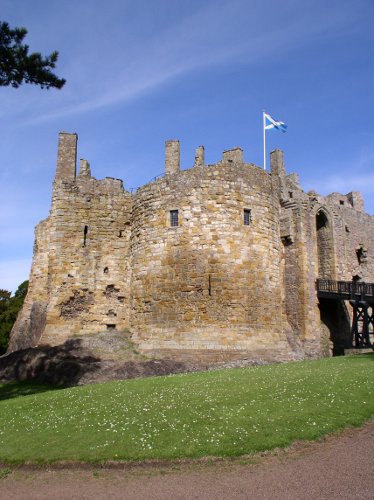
xmin=0 ymin=281 xmax=28 ymax=354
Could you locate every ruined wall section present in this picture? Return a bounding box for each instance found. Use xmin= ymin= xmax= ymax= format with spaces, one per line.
xmin=9 ymin=133 xmax=133 ymax=350
xmin=301 ymin=190 xmax=374 ymax=283
xmin=130 ymin=157 xmax=295 ymax=359
xmin=7 ymin=218 xmax=51 ymax=352
xmin=40 ymin=172 xmax=132 ymax=345
xmin=323 ymin=195 xmax=374 ymax=282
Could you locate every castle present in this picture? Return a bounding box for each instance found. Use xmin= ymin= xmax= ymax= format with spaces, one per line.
xmin=8 ymin=132 xmax=374 ymax=361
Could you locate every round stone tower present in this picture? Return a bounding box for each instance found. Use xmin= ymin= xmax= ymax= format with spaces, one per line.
xmin=130 ymin=144 xmax=293 ymax=360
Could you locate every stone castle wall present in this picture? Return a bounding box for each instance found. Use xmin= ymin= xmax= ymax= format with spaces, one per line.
xmin=8 ymin=132 xmax=374 ymax=360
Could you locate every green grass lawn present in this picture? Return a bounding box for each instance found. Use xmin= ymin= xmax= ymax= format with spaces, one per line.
xmin=0 ymin=354 xmax=373 ymax=463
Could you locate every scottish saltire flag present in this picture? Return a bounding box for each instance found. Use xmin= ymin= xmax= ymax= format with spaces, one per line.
xmin=264 ymin=112 xmax=287 ymax=133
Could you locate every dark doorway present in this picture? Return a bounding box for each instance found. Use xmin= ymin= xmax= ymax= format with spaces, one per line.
xmin=319 ymin=298 xmax=351 ymax=355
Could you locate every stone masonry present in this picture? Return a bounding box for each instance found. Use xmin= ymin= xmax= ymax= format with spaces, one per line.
xmin=8 ymin=132 xmax=374 ymax=361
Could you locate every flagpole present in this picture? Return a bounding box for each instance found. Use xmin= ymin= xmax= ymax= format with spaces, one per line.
xmin=263 ymin=111 xmax=266 ymax=170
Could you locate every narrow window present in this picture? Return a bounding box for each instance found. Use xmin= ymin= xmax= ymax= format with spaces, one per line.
xmin=170 ymin=210 xmax=179 ymax=227
xmin=243 ymin=209 xmax=251 ymax=226
xmin=289 ymin=191 xmax=293 ymax=198
xmin=83 ymin=225 xmax=88 ymax=246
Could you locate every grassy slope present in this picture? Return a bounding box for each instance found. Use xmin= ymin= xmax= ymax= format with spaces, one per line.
xmin=0 ymin=355 xmax=373 ymax=463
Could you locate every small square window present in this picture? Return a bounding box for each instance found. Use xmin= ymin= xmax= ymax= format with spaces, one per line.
xmin=170 ymin=210 xmax=179 ymax=227
xmin=339 ymin=200 xmax=345 ymax=206
xmin=244 ymin=208 xmax=251 ymax=225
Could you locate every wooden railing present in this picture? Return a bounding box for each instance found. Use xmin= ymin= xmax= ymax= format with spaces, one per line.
xmin=316 ymin=279 xmax=374 ymax=303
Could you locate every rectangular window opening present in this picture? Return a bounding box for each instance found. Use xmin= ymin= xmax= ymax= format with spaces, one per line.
xmin=244 ymin=209 xmax=251 ymax=226
xmin=170 ymin=210 xmax=179 ymax=227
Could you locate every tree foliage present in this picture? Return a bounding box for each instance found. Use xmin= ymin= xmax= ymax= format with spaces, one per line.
xmin=0 ymin=21 xmax=65 ymax=89
xmin=0 ymin=281 xmax=28 ymax=354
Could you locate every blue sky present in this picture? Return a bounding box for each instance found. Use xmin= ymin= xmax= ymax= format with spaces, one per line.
xmin=1 ymin=0 xmax=373 ymax=292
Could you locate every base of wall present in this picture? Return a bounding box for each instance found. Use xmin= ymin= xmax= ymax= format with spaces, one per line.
xmin=131 ymin=324 xmax=307 ymax=360
xmin=142 ymin=347 xmax=302 ymax=364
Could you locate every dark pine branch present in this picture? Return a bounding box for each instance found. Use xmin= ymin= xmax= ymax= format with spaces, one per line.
xmin=0 ymin=21 xmax=66 ymax=89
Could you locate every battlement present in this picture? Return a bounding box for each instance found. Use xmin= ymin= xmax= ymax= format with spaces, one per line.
xmin=55 ymin=132 xmax=78 ymax=182
xmin=53 ymin=134 xmax=367 ymax=213
xmin=78 ymin=159 xmax=91 ymax=177
xmin=221 ymin=147 xmax=244 ymax=164
xmin=165 ymin=140 xmax=180 ymax=175
xmin=55 ymin=134 xmax=288 ymax=191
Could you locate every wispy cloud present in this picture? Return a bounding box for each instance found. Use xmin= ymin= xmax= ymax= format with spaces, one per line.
xmin=6 ymin=0 xmax=358 ymax=125
xmin=320 ymin=173 xmax=374 ymax=195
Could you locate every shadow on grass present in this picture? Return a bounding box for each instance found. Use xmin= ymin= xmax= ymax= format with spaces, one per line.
xmin=0 ymin=339 xmax=101 ymax=387
xmin=0 ymin=380 xmax=65 ymax=402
